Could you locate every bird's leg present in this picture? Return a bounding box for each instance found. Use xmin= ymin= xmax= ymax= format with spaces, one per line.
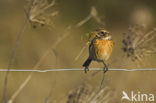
xmin=100 ymin=61 xmax=108 ymax=89
xmin=103 ymin=62 xmax=108 ymax=73
xmin=84 ymin=67 xmax=89 ymax=73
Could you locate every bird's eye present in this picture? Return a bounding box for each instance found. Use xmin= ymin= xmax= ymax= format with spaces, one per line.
xmin=101 ymin=31 xmax=105 ymax=34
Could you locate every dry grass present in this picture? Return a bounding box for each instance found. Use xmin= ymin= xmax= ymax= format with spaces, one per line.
xmin=25 ymin=0 xmax=58 ymax=28
xmin=1 ymin=0 xmax=156 ymax=103
xmin=6 ymin=3 xmax=103 ymax=103
xmin=66 ymin=84 xmax=118 ymax=103
xmin=122 ymin=24 xmax=156 ymax=62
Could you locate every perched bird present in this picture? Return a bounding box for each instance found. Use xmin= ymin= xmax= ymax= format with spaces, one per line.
xmin=83 ymin=29 xmax=114 ymax=73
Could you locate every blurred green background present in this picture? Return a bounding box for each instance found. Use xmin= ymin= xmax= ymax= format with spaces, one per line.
xmin=0 ymin=0 xmax=156 ymax=103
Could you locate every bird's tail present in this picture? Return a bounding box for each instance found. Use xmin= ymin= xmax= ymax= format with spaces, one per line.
xmin=83 ymin=58 xmax=92 ymax=67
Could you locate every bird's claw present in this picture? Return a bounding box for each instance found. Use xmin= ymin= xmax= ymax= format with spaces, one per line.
xmin=84 ymin=67 xmax=89 ymax=73
xmin=104 ymin=65 xmax=108 ymax=73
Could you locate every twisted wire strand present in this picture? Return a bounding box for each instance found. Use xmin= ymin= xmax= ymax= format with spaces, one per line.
xmin=0 ymin=68 xmax=156 ymax=72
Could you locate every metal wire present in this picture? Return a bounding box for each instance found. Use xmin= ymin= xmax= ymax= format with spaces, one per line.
xmin=0 ymin=68 xmax=156 ymax=72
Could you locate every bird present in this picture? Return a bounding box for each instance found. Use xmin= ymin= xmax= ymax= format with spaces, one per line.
xmin=82 ymin=28 xmax=114 ymax=74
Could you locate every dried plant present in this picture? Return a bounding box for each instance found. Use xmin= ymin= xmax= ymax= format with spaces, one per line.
xmin=7 ymin=26 xmax=71 ymax=103
xmin=25 ymin=0 xmax=59 ymax=28
xmin=90 ymin=7 xmax=103 ymax=24
xmin=8 ymin=6 xmax=101 ymax=102
xmin=122 ymin=24 xmax=156 ymax=62
xmin=66 ymin=84 xmax=118 ymax=103
xmin=76 ymin=6 xmax=103 ymax=27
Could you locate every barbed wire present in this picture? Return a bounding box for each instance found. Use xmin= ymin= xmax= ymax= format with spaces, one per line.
xmin=0 ymin=68 xmax=156 ymax=72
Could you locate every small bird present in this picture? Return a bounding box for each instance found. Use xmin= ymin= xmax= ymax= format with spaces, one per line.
xmin=83 ymin=28 xmax=114 ymax=73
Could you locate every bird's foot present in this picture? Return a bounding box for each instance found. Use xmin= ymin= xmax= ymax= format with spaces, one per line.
xmin=104 ymin=66 xmax=108 ymax=73
xmin=103 ymin=64 xmax=108 ymax=73
xmin=84 ymin=67 xmax=89 ymax=73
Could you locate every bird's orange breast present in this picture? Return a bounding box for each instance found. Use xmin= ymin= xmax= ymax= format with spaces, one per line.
xmin=93 ymin=39 xmax=114 ymax=61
